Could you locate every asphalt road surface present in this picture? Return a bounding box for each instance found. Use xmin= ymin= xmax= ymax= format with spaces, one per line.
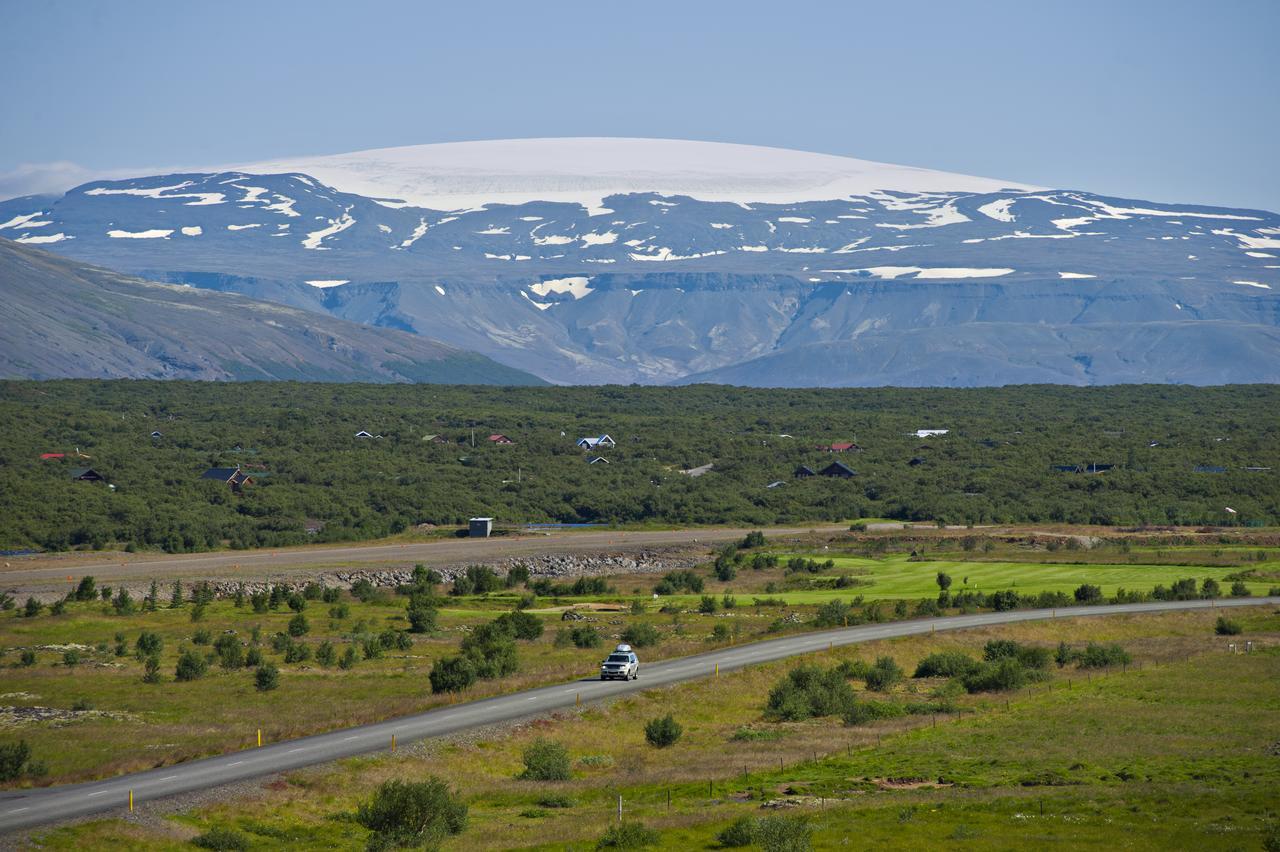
xmin=1 ymin=596 xmax=1272 ymax=835
xmin=0 ymin=525 xmax=846 ymax=598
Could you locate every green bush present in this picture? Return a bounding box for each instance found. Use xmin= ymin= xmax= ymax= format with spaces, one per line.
xmin=596 ymin=821 xmax=660 ymax=849
xmin=960 ymin=658 xmax=1035 ymax=693
xmin=1230 ymin=581 xmax=1251 ymax=597
xmin=842 ymin=699 xmax=906 ymax=726
xmin=61 ymin=649 xmax=81 ymax=667
xmin=315 ymin=640 xmax=336 ymax=666
xmin=19 ymin=650 xmax=37 ymax=667
xmin=756 ymin=814 xmax=812 ymax=852
xmin=913 ymin=651 xmax=978 ymax=678
xmin=283 ymin=640 xmax=312 ymax=664
xmin=1077 ymin=642 xmax=1132 ymax=668
xmin=175 ymin=648 xmax=209 ymax=681
xmin=621 ymin=623 xmax=660 ymax=648
xmin=519 ymin=738 xmax=571 ymax=781
xmin=813 ymin=599 xmax=852 ymax=627
xmin=495 ymin=610 xmax=544 ymax=640
xmin=407 ymin=603 xmax=438 ymax=634
xmin=191 ymin=826 xmax=250 ymax=851
xmin=214 ymin=634 xmax=244 ymax=670
xmin=254 ymin=664 xmax=280 ymax=691
xmin=1215 ymin=616 xmax=1243 ymax=636
xmin=22 ymin=597 xmax=42 ymax=618
xmin=459 ymin=622 xmax=518 ymax=678
xmin=718 ymin=815 xmax=759 ymax=847
xmin=699 ymin=595 xmax=719 ymax=613
xmin=0 ymin=740 xmax=32 ymax=782
xmin=192 ymin=628 xmax=212 ymax=645
xmin=355 ymin=777 xmax=468 ymax=850
xmin=429 ymin=655 xmax=477 ymax=693
xmin=765 ymin=664 xmax=857 ymax=721
xmin=983 ymin=639 xmax=1051 ymax=670
xmin=339 ymin=645 xmax=359 ymax=670
xmin=864 ymin=656 xmax=904 ymax=692
xmin=537 ymin=794 xmax=575 ymax=808
xmin=142 ymin=655 xmax=162 ymax=683
xmin=643 ymin=714 xmax=683 ymax=748
xmin=570 ymin=625 xmax=601 ymax=648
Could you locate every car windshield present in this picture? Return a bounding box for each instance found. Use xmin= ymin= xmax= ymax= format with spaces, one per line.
xmin=606 ymin=654 xmax=630 ymax=663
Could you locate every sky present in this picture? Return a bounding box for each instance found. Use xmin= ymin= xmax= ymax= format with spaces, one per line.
xmin=2 ymin=0 xmax=1277 ymax=211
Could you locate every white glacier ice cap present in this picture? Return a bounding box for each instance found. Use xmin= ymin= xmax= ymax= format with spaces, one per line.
xmin=237 ymin=137 xmax=1039 ymax=213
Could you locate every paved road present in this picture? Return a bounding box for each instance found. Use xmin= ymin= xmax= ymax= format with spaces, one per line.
xmin=1 ymin=596 xmax=1272 ymax=835
xmin=0 ymin=525 xmax=845 ymax=598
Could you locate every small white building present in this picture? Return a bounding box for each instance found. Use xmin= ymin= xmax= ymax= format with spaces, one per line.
xmin=912 ymin=429 xmax=949 ymax=438
xmin=576 ymin=434 xmax=616 ymax=449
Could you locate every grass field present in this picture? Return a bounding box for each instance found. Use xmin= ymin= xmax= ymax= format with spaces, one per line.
xmin=755 ymin=552 xmax=1279 ymax=603
xmin=23 ymin=605 xmax=1279 ymax=850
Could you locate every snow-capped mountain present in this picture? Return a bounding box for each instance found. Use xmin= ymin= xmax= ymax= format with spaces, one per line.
xmin=2 ymin=138 xmax=1277 ymax=386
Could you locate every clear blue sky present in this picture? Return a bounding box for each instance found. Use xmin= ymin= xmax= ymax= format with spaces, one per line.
xmin=2 ymin=0 xmax=1277 ymax=210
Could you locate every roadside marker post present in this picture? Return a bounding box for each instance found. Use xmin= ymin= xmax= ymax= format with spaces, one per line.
xmin=391 ymin=735 xmax=396 ymax=752
xmin=129 ymin=789 xmax=133 ymax=812
xmin=257 ymin=729 xmax=262 ymax=747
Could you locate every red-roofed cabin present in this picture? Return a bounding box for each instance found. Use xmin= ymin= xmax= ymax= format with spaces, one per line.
xmin=488 ymin=434 xmax=515 ymax=444
xmin=820 ymin=442 xmax=862 ymax=453
xmin=40 ymin=453 xmax=66 ymax=460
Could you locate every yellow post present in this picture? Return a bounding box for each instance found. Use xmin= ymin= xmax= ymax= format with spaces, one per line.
xmin=714 ymin=663 xmax=719 ymax=676
xmin=391 ymin=735 xmax=396 ymax=752
xmin=257 ymin=729 xmax=262 ymax=747
xmin=576 ymin=693 xmax=581 ymax=707
xmin=129 ymin=789 xmax=133 ymax=812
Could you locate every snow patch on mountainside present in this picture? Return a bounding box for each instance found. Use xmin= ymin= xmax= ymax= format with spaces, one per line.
xmin=236 ymin=138 xmax=1038 ymax=213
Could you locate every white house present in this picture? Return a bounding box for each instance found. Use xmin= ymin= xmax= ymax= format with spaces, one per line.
xmin=576 ymin=434 xmax=616 ymax=449
xmin=587 ymin=456 xmax=610 ymax=465
xmin=912 ymin=429 xmax=949 ymax=438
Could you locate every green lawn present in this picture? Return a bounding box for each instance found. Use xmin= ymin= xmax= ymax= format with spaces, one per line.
xmin=761 ymin=553 xmax=1277 ymax=603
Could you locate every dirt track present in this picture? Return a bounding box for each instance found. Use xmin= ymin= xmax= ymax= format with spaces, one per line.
xmin=0 ymin=525 xmax=846 ymax=598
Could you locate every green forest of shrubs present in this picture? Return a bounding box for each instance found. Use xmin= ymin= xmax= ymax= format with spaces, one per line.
xmin=0 ymin=381 xmax=1276 ymax=552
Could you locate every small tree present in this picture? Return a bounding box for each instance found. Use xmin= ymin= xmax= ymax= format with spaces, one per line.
xmin=143 ymin=655 xmax=162 ymax=683
xmin=255 ymin=664 xmax=280 ymax=692
xmin=62 ymin=649 xmax=81 ymax=667
xmin=315 ymin=640 xmax=337 ymax=666
xmin=1230 ymin=581 xmax=1251 ymax=597
xmin=597 ymin=821 xmax=660 ymax=849
xmin=74 ymin=576 xmax=96 ymax=602
xmin=169 ymin=580 xmax=183 ymax=608
xmin=936 ymin=572 xmax=952 ymax=592
xmin=134 ymin=629 xmax=163 ymax=659
xmin=22 ymin=597 xmax=42 ymax=618
xmin=0 ymin=740 xmax=33 ymax=782
xmin=621 ymin=623 xmax=660 ymax=648
xmin=698 ymin=595 xmax=719 ymax=614
xmin=570 ymin=625 xmax=601 ymax=648
xmin=864 ymin=656 xmax=904 ymax=692
xmin=1073 ymin=584 xmax=1103 ymax=604
xmin=407 ymin=602 xmax=438 ymax=634
xmin=644 ymin=714 xmax=683 ymax=748
xmin=519 ymin=738 xmax=571 ymax=781
xmin=287 ymin=613 xmax=310 ymax=637
xmin=356 ymin=778 xmax=468 ymax=850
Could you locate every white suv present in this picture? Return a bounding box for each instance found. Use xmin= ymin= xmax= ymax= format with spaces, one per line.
xmin=600 ymin=644 xmax=639 ymax=681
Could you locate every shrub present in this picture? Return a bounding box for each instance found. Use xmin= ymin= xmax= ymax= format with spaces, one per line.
xmin=596 ymin=821 xmax=659 ymax=849
xmin=722 ymin=594 xmax=737 ymax=610
xmin=284 ymin=640 xmax=312 ymax=663
xmin=570 ymin=625 xmax=601 ymax=648
xmin=192 ymin=628 xmax=212 ymax=645
xmin=699 ymin=595 xmax=719 ymax=613
xmin=175 ymin=648 xmax=208 ymax=681
xmin=989 ymin=590 xmax=1020 ymax=612
xmin=983 ymin=639 xmax=1050 ymax=670
xmin=20 ymin=650 xmax=36 ymax=667
xmin=756 ymin=814 xmax=812 ymax=852
xmin=621 ymin=623 xmax=660 ymax=648
xmin=459 ymin=622 xmax=518 ymax=678
xmin=1073 ymin=583 xmax=1103 ymax=604
xmin=741 ymin=530 xmax=767 ymax=549
xmin=913 ymin=651 xmax=978 ymax=678
xmin=835 ymin=659 xmax=871 ymax=680
xmin=192 ymin=826 xmax=250 ymax=851
xmin=495 ymin=610 xmax=544 ymax=640
xmin=407 ymin=602 xmax=438 ymax=633
xmin=714 ymin=560 xmax=737 ymax=582
xmin=287 ymin=613 xmax=310 ymax=637
xmin=62 ymin=649 xmax=81 ymax=667
xmin=961 ymin=658 xmax=1033 ymax=693
xmin=1077 ymin=642 xmax=1132 ymax=668
xmin=1215 ymin=616 xmax=1243 ymax=636
xmin=430 ymin=655 xmax=477 ymax=693
xmin=315 ymin=640 xmax=337 ymax=666
xmin=644 ymin=714 xmax=683 ymax=748
xmin=73 ymin=576 xmax=96 ymax=602
xmin=0 ymin=740 xmax=33 ymax=782
xmin=813 ymin=599 xmax=851 ymax=627
xmin=765 ymin=665 xmax=856 ymax=721
xmin=339 ymin=645 xmax=359 ymax=670
xmin=22 ymin=597 xmax=42 ymax=618
xmin=49 ymin=599 xmax=67 ymax=616
xmin=142 ymin=655 xmax=161 ymax=683
xmin=329 ymin=602 xmax=350 ymax=620
xmin=519 ymin=738 xmax=571 ymax=781
xmin=710 ymin=622 xmax=732 ymax=642
xmin=214 ymin=634 xmax=244 ymax=670
xmin=936 ymin=572 xmax=952 ymax=591
xmin=356 ymin=777 xmax=468 ymax=850
xmin=245 ymin=646 xmax=264 ymax=667
xmin=1200 ymin=578 xmax=1221 ymax=599
xmin=255 ymin=664 xmax=280 ymax=691
xmin=864 ymin=656 xmax=904 ymax=692
xmin=718 ymin=815 xmax=759 ymax=847
xmin=1230 ymin=581 xmax=1251 ymax=597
